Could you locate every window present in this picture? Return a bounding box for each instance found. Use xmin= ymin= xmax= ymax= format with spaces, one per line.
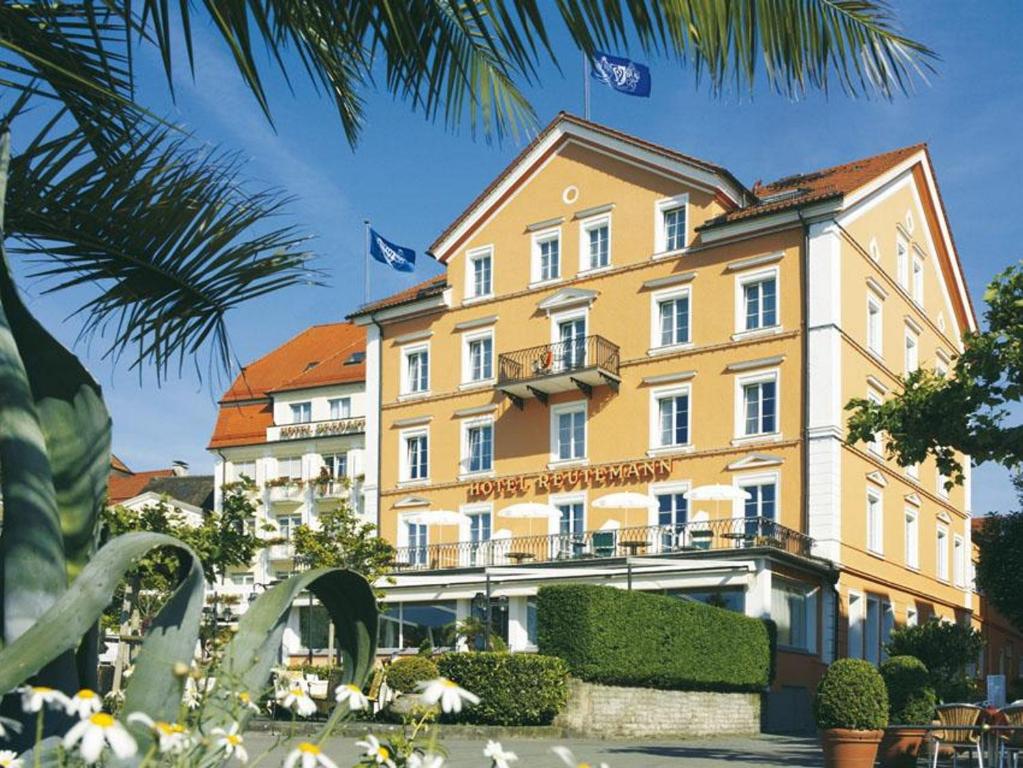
xmin=277 ymin=456 xmax=302 ymax=480
xmin=463 ymin=332 xmax=494 ymax=383
xmin=937 ymin=526 xmax=949 ymax=581
xmin=865 ymin=596 xmax=881 ymax=665
xmin=912 ymin=254 xmax=924 ymax=305
xmin=230 ymin=572 xmax=254 ymax=586
xmin=551 ymin=403 xmax=586 ymax=462
xmin=881 ymin=602 xmax=895 ymax=662
xmin=277 ymin=513 xmax=302 ymax=539
xmin=580 ymin=216 xmax=610 ymax=270
xmin=739 ymin=375 xmax=778 ymax=437
xmin=329 ymin=397 xmax=351 ymax=420
xmin=867 ymin=489 xmax=883 ymax=555
xmin=655 ymin=195 xmax=688 ymax=253
xmin=467 ymin=247 xmax=493 ymax=299
xmin=322 ymin=453 xmax=347 ymax=479
xmin=402 ymin=345 xmax=430 ymax=394
xmin=742 ymin=479 xmax=778 ymax=533
xmin=906 ymin=605 xmax=918 ymax=627
xmin=867 ymin=296 xmax=883 ymax=356
xmin=232 ymin=460 xmax=256 ymax=482
xmin=904 ymin=508 xmax=919 ymax=569
xmin=463 ymin=421 xmax=493 ymax=474
xmin=557 ymin=501 xmax=585 ymax=537
xmin=937 ymin=469 xmax=950 ymax=498
xmin=848 ymin=593 xmax=864 ymax=659
xmin=377 ymin=601 xmax=456 ymax=650
xmin=906 ymin=462 xmax=920 ymax=481
xmin=867 ymin=390 xmax=884 ymax=456
xmin=739 ymin=271 xmax=778 ymax=332
xmin=772 ymin=579 xmax=817 ymax=652
xmin=290 ymin=401 xmax=312 ymax=423
xmin=652 ymin=388 xmax=690 ymax=449
xmin=897 ymin=234 xmax=909 ymax=289
xmin=656 ymin=490 xmax=688 ymax=550
xmin=532 ymin=229 xmax=561 ymax=283
xmin=953 ymin=535 xmax=965 ymax=587
xmin=467 ymin=509 xmax=491 ymax=543
xmin=555 ymin=315 xmax=587 ymax=370
xmin=401 ymin=430 xmax=429 ymax=482
xmin=652 ymin=289 xmax=691 ymax=349
xmin=904 ymin=327 xmax=919 ymax=373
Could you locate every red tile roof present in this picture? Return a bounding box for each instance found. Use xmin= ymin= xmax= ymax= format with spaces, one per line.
xmin=348 ymin=276 xmax=448 ymax=319
xmin=209 ymin=322 xmax=366 ymax=449
xmin=110 ymin=454 xmax=132 ymax=475
xmin=107 ymin=469 xmax=176 ymax=505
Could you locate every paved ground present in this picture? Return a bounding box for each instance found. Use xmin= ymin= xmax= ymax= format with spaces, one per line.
xmin=246 ymin=732 xmax=823 ymax=767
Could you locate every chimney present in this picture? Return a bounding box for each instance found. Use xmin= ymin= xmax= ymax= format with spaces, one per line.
xmin=172 ymin=460 xmax=189 ymax=477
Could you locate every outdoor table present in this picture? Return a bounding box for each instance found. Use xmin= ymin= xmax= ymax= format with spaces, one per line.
xmin=507 ymin=551 xmax=536 ymax=564
xmin=720 ymin=531 xmax=749 ymax=545
xmin=619 ymin=540 xmax=647 ymax=555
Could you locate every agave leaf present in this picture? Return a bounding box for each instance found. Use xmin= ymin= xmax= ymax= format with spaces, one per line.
xmin=213 ymin=568 xmax=377 ymax=726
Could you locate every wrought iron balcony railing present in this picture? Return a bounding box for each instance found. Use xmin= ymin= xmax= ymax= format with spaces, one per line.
xmin=390 ymin=516 xmax=812 ymax=572
xmin=497 ymin=335 xmax=620 ymax=405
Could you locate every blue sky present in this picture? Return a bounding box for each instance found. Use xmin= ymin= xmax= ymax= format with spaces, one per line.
xmin=16 ymin=3 xmax=1023 ymax=514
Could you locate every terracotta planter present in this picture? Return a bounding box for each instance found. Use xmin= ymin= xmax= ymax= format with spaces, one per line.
xmin=821 ymin=728 xmax=885 ymax=768
xmin=877 ymin=726 xmax=927 ymax=768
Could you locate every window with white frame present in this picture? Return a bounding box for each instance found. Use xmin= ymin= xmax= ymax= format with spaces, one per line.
xmin=329 ymin=397 xmax=351 ymax=420
xmin=551 ymin=402 xmax=586 ymax=462
xmin=865 ymin=595 xmax=881 ymax=665
xmin=401 ymin=430 xmax=429 ymax=482
xmin=936 ymin=525 xmax=949 ymax=581
xmin=867 ymin=489 xmax=884 ymax=555
xmin=867 ymin=390 xmax=884 ymax=456
xmin=912 ymin=253 xmax=924 ymax=305
xmin=740 ymin=477 xmax=778 ymax=528
xmin=937 ymin=468 xmax=950 ymax=498
xmin=896 ymin=234 xmax=909 ymax=289
xmin=738 ymin=372 xmax=778 ymax=437
xmin=738 ymin=270 xmax=778 ymax=332
xmin=906 ymin=605 xmax=918 ymax=627
xmin=322 ymin=453 xmax=347 ymax=479
xmin=405 ymin=520 xmax=428 ymax=566
xmin=904 ymin=508 xmax=919 ymax=569
xmin=655 ymin=195 xmax=688 ymax=254
xmin=771 ymin=578 xmax=817 ymax=652
xmin=906 ymin=462 xmax=919 ymax=481
xmin=580 ymin=215 xmax=610 ymax=270
xmin=935 ymin=356 xmax=949 ymax=378
xmin=276 ymin=513 xmax=303 ymax=539
xmin=462 ymin=419 xmax=493 ymax=475
xmin=231 ymin=460 xmax=256 ymax=482
xmin=867 ymin=295 xmax=883 ymax=356
xmin=651 ymin=288 xmax=691 ymax=349
xmin=532 ymin=229 xmax=561 ymax=283
xmin=953 ymin=534 xmax=965 ymax=587
xmin=462 ymin=331 xmax=494 ymax=383
xmin=881 ymin=602 xmax=895 ymax=662
xmin=230 ymin=572 xmax=255 ymax=586
xmin=848 ymin=593 xmax=864 ymax=659
xmin=402 ymin=344 xmax=430 ymax=395
xmin=904 ymin=326 xmax=919 ymax=373
xmin=652 ymin=386 xmax=690 ymax=449
xmin=290 ymin=401 xmax=312 ymax=423
xmin=466 ymin=247 xmax=493 ymax=299
xmin=277 ymin=455 xmax=302 ymax=480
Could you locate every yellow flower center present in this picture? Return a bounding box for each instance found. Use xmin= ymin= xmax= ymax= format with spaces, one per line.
xmin=441 ymin=679 xmax=458 ymax=688
xmin=76 ymin=689 xmax=98 ymax=700
xmin=290 ymin=688 xmax=305 ymax=696
xmin=90 ymin=713 xmax=115 ymax=728
xmin=238 ymin=692 xmax=251 ymax=702
xmin=377 ymin=747 xmax=390 ymax=759
xmin=297 ymin=742 xmax=321 ymax=755
xmin=345 ymin=684 xmax=360 ymax=693
xmin=227 ymin=735 xmax=242 ymax=746
xmin=33 ymin=686 xmax=54 ymax=694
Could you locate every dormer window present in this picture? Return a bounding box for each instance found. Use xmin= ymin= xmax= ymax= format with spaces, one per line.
xmin=290 ymin=401 xmax=311 ymax=424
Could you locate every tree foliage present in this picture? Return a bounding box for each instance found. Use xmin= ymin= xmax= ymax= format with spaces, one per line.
xmin=973 ymin=479 xmax=1023 ymax=632
xmin=885 ymin=619 xmax=984 ymax=703
xmin=291 ymin=494 xmax=394 ymax=586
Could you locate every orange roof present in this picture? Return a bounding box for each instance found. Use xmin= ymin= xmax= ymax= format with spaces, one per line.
xmin=209 ymin=321 xmax=366 ymax=449
xmin=110 ymin=454 xmax=132 ymax=475
xmin=107 ymin=468 xmax=175 ymax=505
xmin=348 ymin=276 xmax=448 ymax=319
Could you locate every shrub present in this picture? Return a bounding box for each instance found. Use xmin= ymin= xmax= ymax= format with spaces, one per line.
xmin=437 ymin=652 xmax=568 ymax=725
xmin=886 ymin=620 xmax=985 ymax=703
xmin=815 ymin=658 xmax=889 ymax=731
xmin=385 ymin=655 xmax=439 ymax=694
xmin=880 ymin=656 xmax=937 ymax=725
xmin=536 ymin=584 xmax=771 ymax=692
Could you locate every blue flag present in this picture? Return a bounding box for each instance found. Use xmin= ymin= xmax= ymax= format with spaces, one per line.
xmin=590 ymin=51 xmax=651 ymax=97
xmin=369 ymin=228 xmax=416 ymax=272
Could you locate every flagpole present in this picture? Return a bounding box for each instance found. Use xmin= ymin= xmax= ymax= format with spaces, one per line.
xmin=363 ymin=219 xmax=370 ymax=305
xmin=583 ymin=51 xmax=591 ymax=120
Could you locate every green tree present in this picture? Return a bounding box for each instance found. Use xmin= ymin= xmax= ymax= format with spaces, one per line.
xmin=885 ymin=619 xmax=985 ymax=703
xmin=292 ymin=496 xmax=394 ymax=586
xmin=973 ymin=476 xmax=1023 ymax=632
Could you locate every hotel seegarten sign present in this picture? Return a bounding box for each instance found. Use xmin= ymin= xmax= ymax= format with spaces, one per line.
xmin=468 ymin=457 xmax=674 ymax=499
xmin=278 ymin=417 xmax=366 ymax=441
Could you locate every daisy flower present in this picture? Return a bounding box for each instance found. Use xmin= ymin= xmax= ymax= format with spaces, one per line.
xmin=334 ymin=683 xmax=369 ymax=711
xmin=0 ymin=750 xmax=22 ymax=768
xmin=235 ymin=691 xmax=261 ymax=713
xmin=355 ymin=734 xmax=396 ymax=767
xmin=408 ymin=753 xmax=444 ymax=768
xmin=551 ymin=746 xmax=609 ymax=768
xmin=126 ymin=713 xmax=193 ymax=755
xmin=277 ymin=685 xmax=317 ymax=717
xmin=484 ymin=740 xmax=518 ymax=768
xmin=18 ymin=686 xmax=68 ymax=714
xmin=416 ymin=678 xmax=479 ymax=714
xmin=63 ymin=712 xmax=137 ymax=765
xmin=183 ymin=676 xmax=215 ymax=710
xmin=211 ymin=722 xmax=248 ymax=763
xmin=283 ymin=742 xmax=339 ymax=768
xmin=66 ymin=689 xmax=103 ymax=719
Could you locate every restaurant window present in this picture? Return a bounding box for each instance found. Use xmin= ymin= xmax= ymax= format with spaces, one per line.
xmin=467 ymin=247 xmax=493 ymax=299
xmin=329 ymin=397 xmax=351 ymax=420
xmin=526 ymin=596 xmax=539 ymax=646
xmin=402 ymin=344 xmax=430 ymax=395
xmin=297 ymin=604 xmax=330 ymax=651
xmin=551 ymin=403 xmax=586 ymax=462
xmin=376 ymin=601 xmax=457 ymax=651
xmin=771 ymin=579 xmax=817 ymax=652
xmin=667 ymin=588 xmax=745 ymax=614
xmin=290 ymin=401 xmax=312 ymax=424
xmin=881 ymin=602 xmax=895 ymax=661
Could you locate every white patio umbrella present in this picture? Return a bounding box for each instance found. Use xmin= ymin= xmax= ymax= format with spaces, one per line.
xmin=403 ymin=509 xmax=467 ymax=546
xmin=592 ymin=491 xmax=657 ymax=529
xmin=684 ymin=484 xmax=752 ymax=518
xmin=498 ymin=502 xmax=561 ymax=537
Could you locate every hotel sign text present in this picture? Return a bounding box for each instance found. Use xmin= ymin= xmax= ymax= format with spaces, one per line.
xmin=277 ymin=417 xmax=366 ymax=441
xmin=468 ymin=457 xmax=674 ymax=499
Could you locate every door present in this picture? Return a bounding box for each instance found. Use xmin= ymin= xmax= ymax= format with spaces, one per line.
xmin=558 ymin=318 xmax=586 ymax=370
xmin=467 ymin=511 xmax=491 ymax=566
xmin=556 ymin=502 xmax=585 ymax=557
xmin=657 ymin=492 xmax=688 ymax=551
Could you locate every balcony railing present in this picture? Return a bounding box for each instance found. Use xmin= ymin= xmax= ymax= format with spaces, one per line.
xmin=497 ymin=335 xmax=620 ymax=404
xmin=267 ymin=542 xmax=295 ymax=560
xmin=314 ymin=480 xmax=349 ymax=499
xmin=267 ymin=483 xmax=305 ymax=503
xmin=390 ymin=517 xmax=812 ymax=572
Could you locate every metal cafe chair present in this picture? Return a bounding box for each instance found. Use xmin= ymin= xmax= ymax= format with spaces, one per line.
xmin=998 ymin=705 xmax=1023 ymax=768
xmin=930 ymin=703 xmax=986 ymax=768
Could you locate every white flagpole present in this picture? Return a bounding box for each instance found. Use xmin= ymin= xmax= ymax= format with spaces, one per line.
xmin=583 ymin=51 xmax=591 ymax=120
xmin=363 ymin=219 xmax=370 ymax=305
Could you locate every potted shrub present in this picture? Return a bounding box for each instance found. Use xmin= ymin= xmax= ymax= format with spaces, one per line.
xmin=815 ymin=658 xmax=889 ymax=768
xmin=878 ymin=656 xmax=937 ymax=768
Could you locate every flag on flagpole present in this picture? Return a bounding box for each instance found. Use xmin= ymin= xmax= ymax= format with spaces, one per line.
xmin=590 ymin=51 xmax=651 ymax=97
xmin=369 ymin=228 xmax=416 ymax=272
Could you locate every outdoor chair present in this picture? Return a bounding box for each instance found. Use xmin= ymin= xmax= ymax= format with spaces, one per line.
xmin=998 ymin=704 xmax=1023 ymax=767
xmin=930 ymin=703 xmax=986 ymax=768
xmin=591 ymin=531 xmax=616 ymax=558
xmin=690 ymin=528 xmax=713 ymax=550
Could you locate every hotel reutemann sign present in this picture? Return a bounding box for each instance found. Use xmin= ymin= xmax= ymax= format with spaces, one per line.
xmin=268 ymin=416 xmax=366 ymax=442
xmin=468 ymin=457 xmax=674 ymax=499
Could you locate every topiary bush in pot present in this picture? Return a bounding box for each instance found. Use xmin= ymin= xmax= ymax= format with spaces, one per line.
xmin=877 ymin=656 xmax=937 ymax=768
xmin=385 ymin=655 xmax=439 ymax=694
xmin=815 ymin=658 xmax=889 ymax=768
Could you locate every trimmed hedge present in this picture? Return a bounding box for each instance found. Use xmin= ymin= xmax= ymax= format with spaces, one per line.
xmin=536 ymin=584 xmax=771 ymax=692
xmin=815 ymin=658 xmax=889 ymax=731
xmin=437 ymin=653 xmax=568 ymax=725
xmin=880 ymin=655 xmax=936 ymax=725
xmin=385 ymin=655 xmax=439 ymax=694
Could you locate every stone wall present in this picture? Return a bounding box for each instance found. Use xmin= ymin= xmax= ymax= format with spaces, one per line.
xmin=555 ymin=678 xmax=761 ymax=738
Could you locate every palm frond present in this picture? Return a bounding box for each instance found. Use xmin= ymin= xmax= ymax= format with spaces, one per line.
xmin=4 ymin=116 xmax=319 ymax=379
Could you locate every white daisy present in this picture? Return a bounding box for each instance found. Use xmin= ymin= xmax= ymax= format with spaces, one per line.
xmin=283 ymin=742 xmax=339 ymax=768
xmin=63 ymin=712 xmax=137 ymax=765
xmin=0 ymin=750 xmax=22 ymax=768
xmin=551 ymin=746 xmax=609 ymax=768
xmin=334 ymin=683 xmax=369 ymax=711
xmin=277 ymin=685 xmax=317 ymax=718
xmin=234 ymin=690 xmax=261 ymax=713
xmin=183 ymin=676 xmax=215 ymax=710
xmin=484 ymin=740 xmax=518 ymax=768
xmin=18 ymin=686 xmax=68 ymax=714
xmin=211 ymin=722 xmax=248 ymax=763
xmin=126 ymin=712 xmax=193 ymax=755
xmin=408 ymin=753 xmax=444 ymax=768
xmin=65 ymin=689 xmax=103 ymax=719
xmin=355 ymin=734 xmax=396 ymax=767
xmin=416 ymin=678 xmax=480 ymax=714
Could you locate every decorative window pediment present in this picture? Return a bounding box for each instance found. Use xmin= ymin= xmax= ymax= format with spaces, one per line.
xmin=537 ymin=287 xmax=598 ymax=314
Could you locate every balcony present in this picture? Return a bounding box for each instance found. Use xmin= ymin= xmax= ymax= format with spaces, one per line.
xmin=267 ymin=542 xmax=296 ymax=560
xmin=390 ymin=517 xmax=812 ymax=572
xmin=267 ymin=482 xmax=305 ymax=504
xmin=497 ymin=335 xmax=620 ymax=407
xmin=314 ymin=480 xmax=349 ymax=500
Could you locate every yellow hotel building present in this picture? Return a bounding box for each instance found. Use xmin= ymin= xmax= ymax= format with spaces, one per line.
xmin=348 ymin=113 xmax=996 ymax=726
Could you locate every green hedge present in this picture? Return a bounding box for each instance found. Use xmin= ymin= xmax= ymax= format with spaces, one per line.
xmin=385 ymin=655 xmax=439 ymax=694
xmin=436 ymin=653 xmax=568 ymax=725
xmin=815 ymin=658 xmax=889 ymax=731
xmin=536 ymin=584 xmax=771 ymax=692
